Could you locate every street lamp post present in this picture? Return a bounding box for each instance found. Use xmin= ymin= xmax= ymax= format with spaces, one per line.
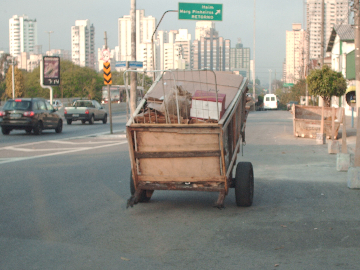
xmin=45 ymin=31 xmax=54 ymax=54
xmin=268 ymin=69 xmax=272 ymax=94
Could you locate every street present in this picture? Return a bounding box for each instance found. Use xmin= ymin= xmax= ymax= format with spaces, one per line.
xmin=0 ymin=110 xmax=359 ymax=269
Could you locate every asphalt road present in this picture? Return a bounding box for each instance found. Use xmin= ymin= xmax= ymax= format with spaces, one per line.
xmin=0 ymin=110 xmax=359 ymax=270
xmin=0 ymin=107 xmax=128 ymax=147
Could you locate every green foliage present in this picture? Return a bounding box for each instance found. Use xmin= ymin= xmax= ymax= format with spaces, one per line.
xmin=55 ymin=60 xmax=103 ymax=102
xmin=2 ymin=59 xmax=154 ymax=102
xmin=306 ymin=65 xmax=347 ymax=107
xmin=23 ymin=66 xmax=49 ymax=98
xmin=111 ymin=70 xmax=125 ymax=85
xmin=0 ymin=80 xmax=5 ymax=100
xmin=274 ymin=79 xmax=306 ymax=109
xmin=0 ymin=53 xmax=10 ymax=82
xmin=5 ymin=66 xmax=25 ymax=98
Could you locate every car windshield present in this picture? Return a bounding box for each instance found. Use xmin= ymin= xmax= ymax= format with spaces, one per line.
xmin=74 ymin=101 xmax=92 ymax=107
xmin=3 ymin=100 xmax=31 ymax=111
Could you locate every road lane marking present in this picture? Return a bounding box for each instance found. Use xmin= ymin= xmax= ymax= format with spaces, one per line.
xmin=4 ymin=146 xmax=76 ymax=152
xmin=0 ymin=129 xmax=126 ymax=151
xmin=0 ymin=141 xmax=128 ymax=165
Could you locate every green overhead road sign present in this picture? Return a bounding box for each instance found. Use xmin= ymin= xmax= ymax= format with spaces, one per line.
xmin=178 ymin=3 xmax=223 ymax=21
xmin=283 ymin=83 xmax=294 ymax=87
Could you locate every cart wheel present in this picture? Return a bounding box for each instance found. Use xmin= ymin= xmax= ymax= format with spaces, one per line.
xmin=130 ymin=171 xmax=152 ymax=202
xmin=235 ymin=162 xmax=254 ymax=207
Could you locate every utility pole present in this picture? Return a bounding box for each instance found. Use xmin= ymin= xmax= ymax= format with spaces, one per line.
xmin=347 ymin=0 xmax=360 ymax=188
xmin=130 ymin=0 xmax=137 ymax=115
xmin=252 ymin=0 xmax=256 ymax=109
xmin=320 ymin=0 xmax=324 ymax=67
xmin=354 ymin=0 xmax=360 ymax=167
xmin=306 ymin=21 xmax=310 ymax=106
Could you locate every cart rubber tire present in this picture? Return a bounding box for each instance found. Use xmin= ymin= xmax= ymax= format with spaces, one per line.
xmin=67 ymin=119 xmax=72 ymax=125
xmin=130 ymin=171 xmax=152 ymax=202
xmin=235 ymin=162 xmax=254 ymax=207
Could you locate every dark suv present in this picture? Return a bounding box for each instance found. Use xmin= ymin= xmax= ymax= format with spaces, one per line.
xmin=0 ymin=98 xmax=63 ymax=135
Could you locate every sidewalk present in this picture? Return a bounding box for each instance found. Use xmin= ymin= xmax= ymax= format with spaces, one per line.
xmin=338 ymin=115 xmax=357 ymax=155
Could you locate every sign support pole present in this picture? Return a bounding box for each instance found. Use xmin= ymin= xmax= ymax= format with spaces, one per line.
xmin=104 ymin=31 xmax=113 ymax=134
xmin=40 ymin=60 xmax=53 ymax=103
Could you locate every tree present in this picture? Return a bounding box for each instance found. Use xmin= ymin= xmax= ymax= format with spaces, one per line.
xmin=52 ymin=60 xmax=103 ymax=102
xmin=0 ymin=53 xmax=11 ymax=82
xmin=306 ymin=65 xmax=347 ymax=107
xmin=22 ymin=66 xmax=49 ymax=98
xmin=0 ymin=53 xmax=11 ymax=100
xmin=274 ymin=79 xmax=306 ymax=109
xmin=5 ymin=65 xmax=25 ymax=98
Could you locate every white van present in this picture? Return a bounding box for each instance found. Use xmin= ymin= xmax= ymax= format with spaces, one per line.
xmin=263 ymin=94 xmax=278 ymax=110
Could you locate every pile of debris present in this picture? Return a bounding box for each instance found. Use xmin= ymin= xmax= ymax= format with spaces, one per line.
xmin=134 ymin=85 xmax=224 ymax=124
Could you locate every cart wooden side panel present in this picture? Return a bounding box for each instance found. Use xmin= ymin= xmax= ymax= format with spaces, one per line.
xmin=128 ymin=125 xmax=226 ymax=192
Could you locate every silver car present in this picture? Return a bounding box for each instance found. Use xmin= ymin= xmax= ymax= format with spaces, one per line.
xmin=47 ymin=99 xmax=63 ymax=110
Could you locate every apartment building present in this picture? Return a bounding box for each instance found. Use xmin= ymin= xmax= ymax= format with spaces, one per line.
xmin=9 ymin=15 xmax=37 ymax=57
xmin=47 ymin=49 xmax=71 ymax=60
xmin=157 ymin=29 xmax=192 ymax=70
xmin=285 ymin=23 xmax=307 ymax=83
xmin=118 ymin=10 xmax=156 ymax=61
xmin=71 ymin=20 xmax=95 ymax=69
xmin=230 ymin=39 xmax=251 ymax=78
xmin=195 ymin=21 xmax=217 ymax=40
xmin=306 ymin=0 xmax=349 ymax=60
xmin=192 ymin=22 xmax=230 ymax=71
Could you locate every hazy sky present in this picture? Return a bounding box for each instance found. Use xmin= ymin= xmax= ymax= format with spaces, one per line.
xmin=0 ymin=0 xmax=305 ymax=85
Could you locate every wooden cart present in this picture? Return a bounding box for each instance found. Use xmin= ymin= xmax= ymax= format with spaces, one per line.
xmin=292 ymin=105 xmax=343 ymax=139
xmin=126 ymin=70 xmax=253 ymax=208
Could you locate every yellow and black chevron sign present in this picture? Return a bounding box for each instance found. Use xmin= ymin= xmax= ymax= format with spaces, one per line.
xmin=103 ymin=62 xmax=112 ymax=85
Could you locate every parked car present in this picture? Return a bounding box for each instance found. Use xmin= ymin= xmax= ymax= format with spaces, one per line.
xmin=0 ymin=98 xmax=63 ymax=135
xmin=287 ymin=101 xmax=299 ymax=110
xmin=47 ymin=99 xmax=63 ymax=110
xmin=64 ymin=99 xmax=107 ymax=125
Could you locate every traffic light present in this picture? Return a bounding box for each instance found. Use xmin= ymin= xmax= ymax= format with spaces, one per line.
xmin=345 ymin=86 xmax=356 ymax=107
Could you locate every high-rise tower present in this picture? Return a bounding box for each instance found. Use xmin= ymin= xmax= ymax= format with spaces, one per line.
xmin=71 ymin=20 xmax=95 ymax=69
xmin=9 ymin=15 xmax=37 ymax=57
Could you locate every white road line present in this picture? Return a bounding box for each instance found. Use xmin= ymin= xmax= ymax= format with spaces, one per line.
xmin=48 ymin=140 xmax=121 ymax=145
xmin=4 ymin=146 xmax=77 ymax=152
xmin=0 ymin=129 xmax=126 ymax=151
xmin=0 ymin=141 xmax=128 ymax=165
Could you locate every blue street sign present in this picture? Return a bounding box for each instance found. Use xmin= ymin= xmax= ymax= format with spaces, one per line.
xmin=115 ymin=61 xmax=143 ymax=68
xmin=130 ymin=61 xmax=143 ymax=68
xmin=115 ymin=61 xmax=127 ymax=67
